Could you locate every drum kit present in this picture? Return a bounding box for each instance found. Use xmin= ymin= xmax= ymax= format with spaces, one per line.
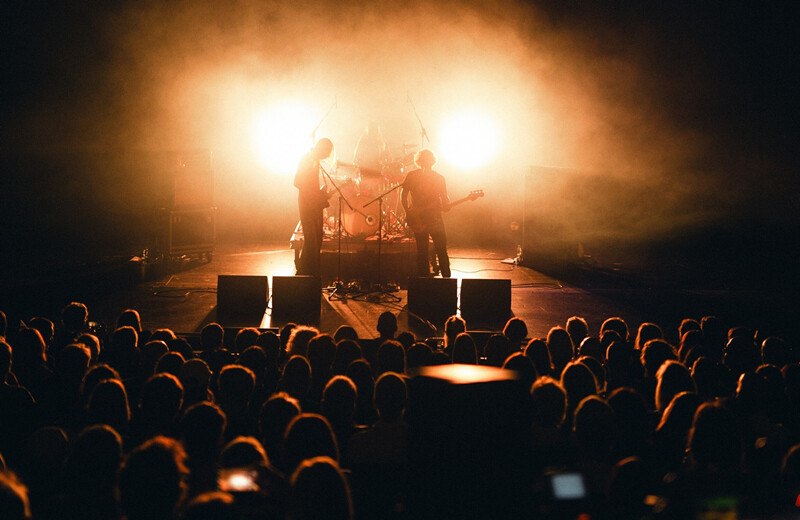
xmin=328 ymin=144 xmax=418 ymax=239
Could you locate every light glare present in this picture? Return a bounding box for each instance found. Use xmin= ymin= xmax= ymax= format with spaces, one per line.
xmin=439 ymin=110 xmax=500 ymax=170
xmin=251 ymin=102 xmax=317 ymax=175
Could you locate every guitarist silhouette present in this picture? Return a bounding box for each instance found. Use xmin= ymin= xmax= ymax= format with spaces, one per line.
xmin=294 ymin=138 xmax=334 ymax=277
xmin=401 ymin=148 xmax=455 ymax=278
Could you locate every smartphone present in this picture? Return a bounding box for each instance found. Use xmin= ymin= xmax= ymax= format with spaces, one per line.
xmin=549 ymin=472 xmax=586 ymax=501
xmin=218 ymin=468 xmax=260 ymax=493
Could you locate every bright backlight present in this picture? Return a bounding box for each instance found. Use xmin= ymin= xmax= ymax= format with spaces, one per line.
xmin=438 ymin=110 xmax=500 ymax=170
xmin=251 ymin=102 xmax=318 ymax=175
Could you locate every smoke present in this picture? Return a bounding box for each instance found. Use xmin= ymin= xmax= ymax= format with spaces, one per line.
xmin=3 ymin=1 xmax=794 ymax=250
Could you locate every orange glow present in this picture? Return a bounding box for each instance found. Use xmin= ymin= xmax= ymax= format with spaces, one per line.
xmin=251 ymin=102 xmax=319 ymax=175
xmin=438 ymin=109 xmax=501 ymax=171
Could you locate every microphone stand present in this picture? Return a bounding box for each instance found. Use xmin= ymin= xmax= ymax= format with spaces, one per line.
xmin=319 ymin=163 xmax=365 ymax=301
xmin=309 ymin=97 xmax=337 ymax=143
xmin=407 ymin=94 xmax=430 ymax=149
xmin=355 ymin=183 xmax=404 ymax=302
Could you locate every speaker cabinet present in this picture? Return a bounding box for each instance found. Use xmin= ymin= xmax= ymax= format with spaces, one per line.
xmin=216 ymin=275 xmax=269 ymax=326
xmin=168 ymin=208 xmax=215 ymax=257
xmin=459 ymin=278 xmax=512 ymax=327
xmin=407 ymin=364 xmax=529 ymax=519
xmin=271 ymin=275 xmax=321 ymax=326
xmin=407 ymin=277 xmax=457 ymax=329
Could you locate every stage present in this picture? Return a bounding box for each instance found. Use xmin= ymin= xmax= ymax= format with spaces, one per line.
xmin=1 ymin=238 xmax=793 ymax=349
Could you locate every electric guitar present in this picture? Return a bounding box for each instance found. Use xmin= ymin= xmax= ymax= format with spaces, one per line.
xmin=405 ymin=189 xmax=484 ymax=233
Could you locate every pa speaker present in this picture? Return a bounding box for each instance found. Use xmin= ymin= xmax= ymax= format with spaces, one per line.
xmin=271 ymin=275 xmax=321 ymax=326
xmin=407 ymin=364 xmax=529 ymax=519
xmin=459 ymin=278 xmax=511 ymax=327
xmin=217 ymin=275 xmax=268 ymax=325
xmin=407 ymin=277 xmax=457 ymax=329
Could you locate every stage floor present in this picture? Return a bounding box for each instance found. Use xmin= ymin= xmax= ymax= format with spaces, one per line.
xmin=28 ymin=240 xmax=788 ymax=347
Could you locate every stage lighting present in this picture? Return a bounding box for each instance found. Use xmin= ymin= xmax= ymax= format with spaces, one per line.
xmin=251 ymin=101 xmax=318 ymax=175
xmin=438 ymin=109 xmax=500 ymax=170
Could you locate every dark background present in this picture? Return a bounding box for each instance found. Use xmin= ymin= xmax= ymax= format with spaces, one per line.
xmin=1 ymin=1 xmax=798 ymax=289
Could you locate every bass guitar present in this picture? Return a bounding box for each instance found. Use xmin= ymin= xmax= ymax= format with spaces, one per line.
xmin=406 ymin=189 xmax=484 ymax=233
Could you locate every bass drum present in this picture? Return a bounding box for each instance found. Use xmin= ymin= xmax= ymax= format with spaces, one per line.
xmin=341 ymin=192 xmax=380 ymax=237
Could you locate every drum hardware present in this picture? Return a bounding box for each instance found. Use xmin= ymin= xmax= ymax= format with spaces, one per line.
xmin=350 ymin=183 xmax=404 ymax=303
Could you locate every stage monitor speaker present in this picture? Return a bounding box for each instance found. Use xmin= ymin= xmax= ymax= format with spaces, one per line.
xmin=271 ymin=275 xmax=321 ymax=326
xmin=217 ymin=275 xmax=268 ymax=326
xmin=459 ymin=278 xmax=512 ymax=327
xmin=407 ymin=277 xmax=457 ymax=329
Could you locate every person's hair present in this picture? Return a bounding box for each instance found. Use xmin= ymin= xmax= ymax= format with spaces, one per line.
xmin=502 ymin=352 xmax=538 ymax=389
xmin=678 ymin=318 xmax=701 ymax=339
xmin=451 ymin=333 xmax=477 ymax=364
xmin=11 ymin=327 xmax=47 ymax=367
xmin=484 ymin=334 xmax=512 ymax=367
xmin=396 ymin=331 xmax=415 ymax=350
xmin=116 ymin=309 xmax=142 ymax=333
xmin=503 ymin=318 xmax=528 ymax=346
xmin=28 ymin=317 xmax=54 ymax=345
xmin=761 ymin=336 xmax=789 ymax=368
xmin=322 ymin=375 xmax=358 ymax=426
xmin=156 ymin=351 xmax=186 ymax=376
xmin=180 ymin=401 xmax=227 ymax=458
xmin=75 ymin=333 xmax=101 ymax=362
xmin=407 ymin=342 xmax=432 ymax=369
xmin=55 ymin=343 xmax=92 ymax=381
xmin=217 ymin=365 xmax=256 ymax=403
xmin=640 ymin=339 xmax=677 ymax=378
xmin=376 ymin=311 xmax=398 ymax=338
xmin=573 ymin=395 xmax=616 ymax=456
xmin=530 ymin=376 xmax=567 ymax=428
xmin=280 ymin=355 xmax=312 ymax=401
xmin=374 ymin=372 xmax=407 ymax=420
xmin=283 ymin=413 xmax=340 ymax=473
xmin=182 ymin=492 xmax=235 ymax=520
xmin=561 ymin=360 xmax=598 ymax=415
xmin=200 ymin=323 xmax=224 ymax=351
xmin=61 ymin=301 xmax=89 ymax=332
xmin=106 ymin=325 xmax=139 ymax=374
xmin=287 ymin=326 xmax=320 ymax=358
xmin=119 ymin=436 xmax=188 ymax=520
xmin=219 ymin=436 xmax=268 ymax=468
xmin=258 ymin=392 xmax=301 ymax=460
xmin=307 ymin=334 xmax=337 ymax=374
xmin=81 ymin=364 xmax=121 ymax=401
xmin=149 ymin=328 xmax=177 ymax=343
xmin=333 ymin=325 xmax=358 ymax=343
xmin=289 ymin=456 xmax=353 ymax=520
xmin=547 ymin=326 xmax=575 ymax=374
xmin=64 ymin=424 xmax=123 ymax=504
xmin=414 ymin=148 xmax=437 ymax=168
xmin=687 ymin=401 xmax=742 ymax=470
xmin=239 ymin=345 xmax=267 ymax=381
xmin=139 ymin=372 xmax=184 ymax=421
xmin=234 ymin=327 xmax=261 ymax=354
xmin=0 ymin=470 xmax=31 ymax=520
xmin=524 ymin=338 xmax=553 ymax=377
xmin=332 ymin=340 xmax=362 ymax=375
xmin=87 ymin=378 xmax=132 ymax=432
xmin=0 ymin=339 xmax=12 ymax=377
xmin=377 ymin=340 xmax=406 ymax=374
xmin=600 ymin=317 xmax=629 ymax=342
xmin=443 ymin=315 xmax=466 ymax=348
xmin=565 ymin=316 xmax=589 ymax=346
xmin=654 ymin=359 xmax=696 ymax=412
xmin=634 ymin=322 xmax=663 ymax=351
xmin=314 ymin=138 xmax=334 ymax=158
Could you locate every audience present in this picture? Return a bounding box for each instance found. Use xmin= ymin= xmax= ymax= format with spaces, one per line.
xmin=0 ymin=300 xmax=796 ymax=519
